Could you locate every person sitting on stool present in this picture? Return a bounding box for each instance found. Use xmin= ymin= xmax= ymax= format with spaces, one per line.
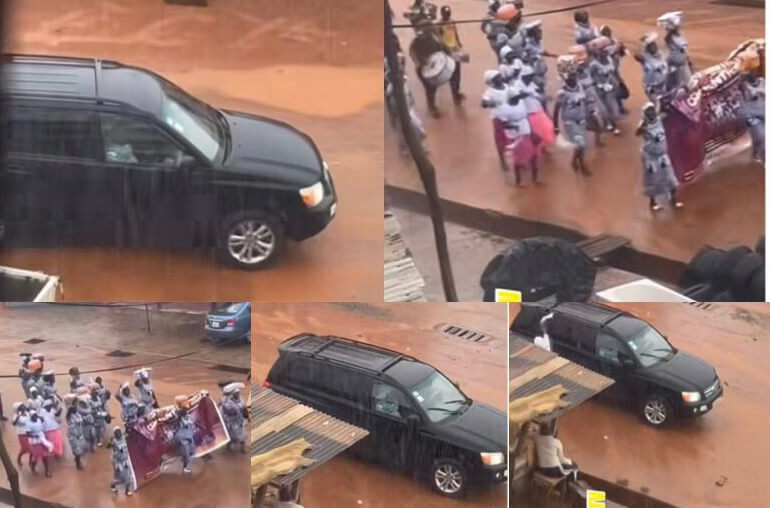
xmin=534 ymin=424 xmax=579 ymax=480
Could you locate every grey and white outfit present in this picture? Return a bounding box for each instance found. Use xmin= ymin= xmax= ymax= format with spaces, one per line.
xmin=110 ymin=430 xmax=134 ymax=496
xmin=589 ymin=56 xmax=621 ymax=131
xmin=176 ymin=411 xmax=197 ymax=473
xmin=638 ymin=110 xmax=679 ymax=204
xmin=664 ymin=32 xmax=691 ymax=92
xmin=740 ymin=76 xmax=765 ymax=163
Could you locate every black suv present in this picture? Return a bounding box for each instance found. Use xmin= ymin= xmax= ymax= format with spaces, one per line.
xmin=512 ymin=303 xmax=723 ymax=427
xmin=0 ymin=55 xmax=337 ymax=269
xmin=265 ymin=334 xmax=507 ymax=498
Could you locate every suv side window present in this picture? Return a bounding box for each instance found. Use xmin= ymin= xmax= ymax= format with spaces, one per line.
xmin=5 ymin=107 xmax=100 ymax=160
xmin=573 ymin=322 xmax=598 ymax=354
xmin=597 ymin=333 xmax=624 ymax=366
xmin=99 ymin=112 xmax=188 ymax=167
xmin=371 ymin=382 xmax=411 ymax=420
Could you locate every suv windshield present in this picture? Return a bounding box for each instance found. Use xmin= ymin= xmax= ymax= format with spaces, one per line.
xmin=409 ymin=371 xmax=468 ymax=423
xmin=159 ymin=80 xmax=226 ymax=163
xmin=626 ymin=324 xmax=674 ymax=367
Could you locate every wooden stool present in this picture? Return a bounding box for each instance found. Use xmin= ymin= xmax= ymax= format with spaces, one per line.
xmin=532 ymin=471 xmax=568 ymax=501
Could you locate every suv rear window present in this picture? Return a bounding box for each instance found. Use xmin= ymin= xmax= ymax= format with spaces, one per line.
xmin=5 ymin=107 xmax=100 ymax=160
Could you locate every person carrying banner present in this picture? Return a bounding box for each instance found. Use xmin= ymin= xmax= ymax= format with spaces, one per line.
xmin=636 ymin=102 xmax=683 ymax=211
xmin=220 ymin=382 xmax=248 ymax=453
xmin=175 ymin=398 xmax=198 ymax=474
xmin=740 ymin=70 xmax=765 ymax=164
xmin=110 ymin=427 xmax=134 ymax=496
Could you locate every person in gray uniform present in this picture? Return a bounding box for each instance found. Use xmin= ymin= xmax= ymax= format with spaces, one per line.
xmin=658 ymin=11 xmax=692 ymax=93
xmin=220 ymin=383 xmax=247 ymax=454
xmin=76 ymin=395 xmax=97 ymax=453
xmin=116 ymin=383 xmax=138 ymax=424
xmin=134 ymin=368 xmax=159 ymax=409
xmin=589 ymin=48 xmax=622 ymax=135
xmin=89 ymin=390 xmax=108 ymax=447
xmin=740 ymin=72 xmax=765 ymax=164
xmin=41 ymin=371 xmax=60 ymax=405
xmin=636 ymin=103 xmax=683 ymax=211
xmin=19 ymin=353 xmax=33 ymax=398
xmin=600 ymin=24 xmax=629 ymax=114
xmin=69 ymin=367 xmax=85 ymax=393
xmin=110 ymin=427 xmax=134 ymax=496
xmin=553 ymin=72 xmax=592 ymax=176
xmin=94 ymin=376 xmax=111 ymax=416
xmin=175 ymin=408 xmax=197 ymax=474
xmin=576 ymin=59 xmax=606 ymax=142
xmin=573 ymin=10 xmax=598 ymax=45
xmin=522 ymin=20 xmax=556 ymax=95
xmin=634 ymin=33 xmax=669 ymax=105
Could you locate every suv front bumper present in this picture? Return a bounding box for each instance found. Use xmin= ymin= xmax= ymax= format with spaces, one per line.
xmin=681 ymin=379 xmax=723 ymax=416
xmin=476 ymin=462 xmax=508 ymax=485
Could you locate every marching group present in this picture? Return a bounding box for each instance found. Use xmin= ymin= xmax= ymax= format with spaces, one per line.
xmin=389 ymin=0 xmax=765 ymax=211
xmin=3 ymin=353 xmax=247 ymax=497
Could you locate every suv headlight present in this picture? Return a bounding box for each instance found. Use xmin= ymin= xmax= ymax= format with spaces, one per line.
xmin=299 ymin=181 xmax=324 ymax=208
xmin=681 ymin=391 xmax=701 ymax=403
xmin=480 ymin=452 xmax=504 ymax=466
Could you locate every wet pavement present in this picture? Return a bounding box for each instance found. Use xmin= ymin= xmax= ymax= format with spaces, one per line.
xmin=251 ymin=302 xmax=508 ymax=507
xmin=1 ymin=0 xmax=383 ymax=301
xmin=512 ymin=302 xmax=770 ymax=508
xmin=0 ymin=303 xmax=250 ymax=508
xmin=386 ymin=0 xmax=764 ymax=263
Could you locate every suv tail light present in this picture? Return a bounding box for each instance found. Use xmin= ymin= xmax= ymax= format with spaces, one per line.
xmin=226 ymin=318 xmax=236 ymax=327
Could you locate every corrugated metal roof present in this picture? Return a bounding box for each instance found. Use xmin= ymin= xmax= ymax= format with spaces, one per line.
xmin=384 ymin=212 xmax=427 ymax=302
xmin=251 ymin=385 xmax=369 ymax=488
xmin=509 ymin=336 xmax=613 ymax=422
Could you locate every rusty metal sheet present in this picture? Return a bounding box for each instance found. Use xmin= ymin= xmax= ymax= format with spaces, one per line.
xmin=250 ymin=385 xmax=369 ymax=488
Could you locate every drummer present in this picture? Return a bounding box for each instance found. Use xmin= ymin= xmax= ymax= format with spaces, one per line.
xmin=437 ymin=6 xmax=466 ymax=104
xmin=409 ymin=21 xmax=462 ymax=117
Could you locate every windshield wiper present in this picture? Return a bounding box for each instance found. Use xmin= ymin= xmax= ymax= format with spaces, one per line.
xmin=441 ymin=399 xmax=467 ymax=405
xmin=639 ymin=352 xmax=667 ymax=360
xmin=426 ymin=407 xmax=456 ymax=413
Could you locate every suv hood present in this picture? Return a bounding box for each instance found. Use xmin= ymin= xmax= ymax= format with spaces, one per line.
xmin=220 ymin=110 xmax=323 ymax=188
xmin=437 ymin=401 xmax=506 ymax=454
xmin=642 ymin=350 xmax=717 ymax=392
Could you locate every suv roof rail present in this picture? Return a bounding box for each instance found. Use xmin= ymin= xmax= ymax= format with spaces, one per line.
xmin=554 ymin=302 xmax=626 ymax=326
xmin=0 ymin=91 xmax=127 ymax=108
xmin=1 ymin=53 xmax=122 ymax=68
xmin=278 ymin=333 xmax=417 ymax=373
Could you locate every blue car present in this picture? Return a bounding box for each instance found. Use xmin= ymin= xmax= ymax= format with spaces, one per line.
xmin=205 ymin=302 xmax=251 ymax=344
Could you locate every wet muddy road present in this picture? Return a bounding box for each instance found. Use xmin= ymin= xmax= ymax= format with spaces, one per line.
xmin=387 ymin=0 xmax=764 ymax=264
xmin=251 ymin=302 xmax=508 ymax=507
xmin=517 ymin=303 xmax=770 ymax=508
xmin=1 ymin=0 xmax=383 ymax=301
xmin=0 ymin=304 xmax=250 ymax=508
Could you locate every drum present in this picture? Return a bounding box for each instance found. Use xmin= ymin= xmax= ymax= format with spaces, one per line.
xmin=420 ymin=52 xmax=456 ymax=87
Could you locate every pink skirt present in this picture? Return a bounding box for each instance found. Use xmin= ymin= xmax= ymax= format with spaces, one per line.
xmin=28 ymin=442 xmax=50 ymax=460
xmin=493 ymin=118 xmax=507 ymax=156
xmin=45 ymin=430 xmax=64 ymax=457
xmin=528 ymin=111 xmax=556 ymax=149
xmin=505 ymin=134 xmax=537 ymax=167
xmin=17 ymin=435 xmax=31 ymax=454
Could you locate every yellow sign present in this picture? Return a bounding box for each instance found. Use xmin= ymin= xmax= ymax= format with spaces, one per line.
xmin=587 ymin=489 xmax=606 ymax=508
xmin=494 ymin=288 xmax=522 ymax=303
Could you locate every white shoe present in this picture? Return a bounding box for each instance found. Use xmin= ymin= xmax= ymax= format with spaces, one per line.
xmin=183 ymin=467 xmax=192 ymax=474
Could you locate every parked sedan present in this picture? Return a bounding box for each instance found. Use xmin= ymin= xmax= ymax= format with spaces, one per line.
xmin=205 ymin=302 xmax=251 ymax=344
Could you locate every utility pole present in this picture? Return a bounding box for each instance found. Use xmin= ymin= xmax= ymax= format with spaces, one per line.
xmin=385 ymin=1 xmax=458 ymax=301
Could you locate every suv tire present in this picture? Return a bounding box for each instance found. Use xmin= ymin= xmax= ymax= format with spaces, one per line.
xmin=641 ymin=394 xmax=673 ymax=427
xmin=219 ymin=211 xmax=284 ymax=270
xmin=430 ymin=457 xmax=467 ymax=498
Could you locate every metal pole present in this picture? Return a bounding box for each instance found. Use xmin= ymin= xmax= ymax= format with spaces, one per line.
xmin=145 ymin=303 xmax=151 ymax=335
xmin=385 ymin=1 xmax=458 ymax=301
xmin=0 ymin=430 xmax=23 ymax=507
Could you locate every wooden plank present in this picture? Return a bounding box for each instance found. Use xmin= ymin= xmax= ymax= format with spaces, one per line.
xmin=251 ymin=404 xmax=313 ymax=444
xmin=510 ymin=356 xmax=569 ymax=393
xmin=510 ymin=384 xmax=569 ymax=424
